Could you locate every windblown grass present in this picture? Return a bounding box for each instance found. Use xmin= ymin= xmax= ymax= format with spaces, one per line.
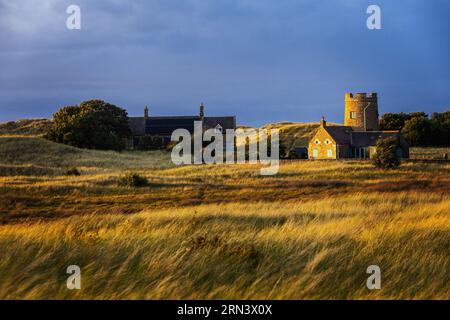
xmin=0 ymin=193 xmax=448 ymax=299
xmin=0 ymin=135 xmax=448 ymax=299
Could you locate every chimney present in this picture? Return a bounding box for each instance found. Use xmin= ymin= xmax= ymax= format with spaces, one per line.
xmin=320 ymin=116 xmax=326 ymax=127
xmin=199 ymin=102 xmax=205 ymax=118
xmin=144 ymin=106 xmax=149 ymax=120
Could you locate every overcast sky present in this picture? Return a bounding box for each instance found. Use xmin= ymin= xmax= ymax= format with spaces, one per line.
xmin=0 ymin=0 xmax=449 ymax=126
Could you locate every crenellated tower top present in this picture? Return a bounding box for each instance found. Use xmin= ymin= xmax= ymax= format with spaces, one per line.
xmin=344 ymin=92 xmax=379 ymax=131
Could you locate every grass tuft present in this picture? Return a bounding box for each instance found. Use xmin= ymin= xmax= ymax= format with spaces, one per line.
xmin=118 ymin=172 xmax=150 ymax=187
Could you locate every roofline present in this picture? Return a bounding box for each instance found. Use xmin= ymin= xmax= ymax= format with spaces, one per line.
xmin=350 ymin=130 xmax=400 ymax=134
xmin=145 ymin=116 xmax=202 ymax=119
xmin=204 ymin=116 xmax=236 ymax=118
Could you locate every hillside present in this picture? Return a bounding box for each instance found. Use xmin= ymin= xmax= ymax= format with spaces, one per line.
xmin=0 ymin=135 xmax=172 ymax=176
xmin=0 ymin=119 xmax=50 ymax=136
xmin=263 ymin=121 xmax=342 ymax=149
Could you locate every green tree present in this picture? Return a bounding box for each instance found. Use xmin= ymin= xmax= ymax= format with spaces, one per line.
xmin=372 ymin=136 xmax=400 ymax=169
xmin=45 ymin=100 xmax=131 ymax=150
xmin=379 ymin=112 xmax=410 ymax=131
xmin=409 ymin=112 xmax=428 ymax=119
xmin=430 ymin=111 xmax=450 ymax=146
xmin=401 ymin=116 xmax=433 ymax=146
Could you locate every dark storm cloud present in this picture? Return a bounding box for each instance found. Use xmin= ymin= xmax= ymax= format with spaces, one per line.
xmin=0 ymin=0 xmax=448 ymax=125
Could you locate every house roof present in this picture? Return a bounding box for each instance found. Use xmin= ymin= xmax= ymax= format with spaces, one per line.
xmin=323 ymin=126 xmax=353 ymax=144
xmin=145 ymin=116 xmax=201 ymax=135
xmin=129 ymin=113 xmax=237 ymax=137
xmin=320 ymin=125 xmax=401 ymax=147
xmin=350 ymin=131 xmax=400 ymax=147
xmin=203 ymin=116 xmax=236 ymax=130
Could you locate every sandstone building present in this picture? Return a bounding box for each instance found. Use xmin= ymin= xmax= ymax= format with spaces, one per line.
xmin=128 ymin=103 xmax=236 ymax=148
xmin=308 ymin=93 xmax=409 ymax=159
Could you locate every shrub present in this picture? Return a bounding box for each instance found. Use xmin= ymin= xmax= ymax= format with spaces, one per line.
xmin=65 ymin=167 xmax=81 ymax=176
xmin=45 ymin=100 xmax=131 ymax=151
xmin=372 ymin=137 xmax=400 ymax=169
xmin=118 ymin=172 xmax=149 ymax=187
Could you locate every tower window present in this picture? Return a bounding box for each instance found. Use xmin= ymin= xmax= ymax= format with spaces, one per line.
xmin=350 ymin=112 xmax=357 ymax=119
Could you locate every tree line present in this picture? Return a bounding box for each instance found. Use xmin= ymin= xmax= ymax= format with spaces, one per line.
xmin=380 ymin=111 xmax=449 ymax=146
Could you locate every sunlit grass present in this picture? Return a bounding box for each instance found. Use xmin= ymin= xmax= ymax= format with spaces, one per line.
xmin=0 ymin=193 xmax=448 ymax=299
xmin=0 ymin=135 xmax=448 ymax=299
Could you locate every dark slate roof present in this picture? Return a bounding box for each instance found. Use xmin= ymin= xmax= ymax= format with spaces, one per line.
xmin=323 ymin=126 xmax=353 ymax=144
xmin=350 ymin=131 xmax=400 ymax=147
xmin=129 ymin=117 xmax=146 ymax=136
xmin=129 ymin=114 xmax=236 ymax=137
xmin=322 ymin=125 xmax=401 ymax=147
xmin=145 ymin=116 xmax=202 ymax=135
xmin=203 ymin=116 xmax=236 ymax=130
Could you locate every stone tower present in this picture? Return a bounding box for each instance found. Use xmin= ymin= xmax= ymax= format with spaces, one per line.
xmin=344 ymin=93 xmax=379 ymax=131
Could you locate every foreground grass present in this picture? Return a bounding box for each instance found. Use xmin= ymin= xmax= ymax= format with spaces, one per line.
xmin=0 ymin=135 xmax=449 ymax=299
xmin=0 ymin=192 xmax=448 ymax=299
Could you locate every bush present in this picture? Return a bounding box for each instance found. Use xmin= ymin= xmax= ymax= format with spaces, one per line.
xmin=45 ymin=100 xmax=131 ymax=151
xmin=65 ymin=167 xmax=81 ymax=176
xmin=372 ymin=137 xmax=400 ymax=169
xmin=118 ymin=172 xmax=149 ymax=187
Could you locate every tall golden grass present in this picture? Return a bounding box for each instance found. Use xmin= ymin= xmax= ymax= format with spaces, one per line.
xmin=0 ymin=193 xmax=448 ymax=299
xmin=0 ymin=135 xmax=448 ymax=299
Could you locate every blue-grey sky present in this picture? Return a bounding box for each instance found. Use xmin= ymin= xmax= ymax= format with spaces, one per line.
xmin=0 ymin=0 xmax=449 ymax=126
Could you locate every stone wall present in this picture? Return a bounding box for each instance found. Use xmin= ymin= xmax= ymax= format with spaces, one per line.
xmin=308 ymin=127 xmax=337 ymax=159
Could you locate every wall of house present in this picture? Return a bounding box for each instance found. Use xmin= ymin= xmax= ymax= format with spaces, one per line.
xmin=308 ymin=128 xmax=337 ymax=159
xmin=337 ymin=145 xmax=352 ymax=159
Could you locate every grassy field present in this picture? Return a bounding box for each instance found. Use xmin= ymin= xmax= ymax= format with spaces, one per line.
xmin=0 ymin=134 xmax=449 ymax=299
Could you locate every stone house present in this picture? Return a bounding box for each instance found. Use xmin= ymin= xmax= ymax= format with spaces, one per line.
xmin=128 ymin=103 xmax=236 ymax=148
xmin=308 ymin=93 xmax=409 ymax=159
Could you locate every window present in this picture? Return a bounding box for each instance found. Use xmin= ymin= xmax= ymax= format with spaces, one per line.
xmin=327 ymin=149 xmax=333 ymax=158
xmin=313 ymin=149 xmax=318 ymax=158
xmin=350 ymin=111 xmax=357 ymax=119
xmin=315 ymin=139 xmax=320 ymax=145
xmin=325 ymin=139 xmax=331 ymax=145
